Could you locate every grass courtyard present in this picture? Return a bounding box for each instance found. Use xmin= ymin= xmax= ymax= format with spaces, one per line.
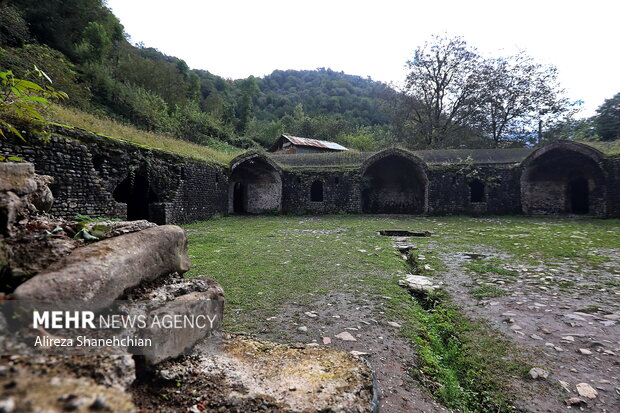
xmin=182 ymin=215 xmax=620 ymax=412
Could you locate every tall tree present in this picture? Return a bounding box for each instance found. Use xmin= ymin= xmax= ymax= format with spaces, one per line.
xmin=595 ymin=92 xmax=620 ymax=141
xmin=475 ymin=52 xmax=574 ymax=145
xmin=402 ymin=35 xmax=481 ymax=147
xmin=398 ymin=35 xmax=575 ymax=148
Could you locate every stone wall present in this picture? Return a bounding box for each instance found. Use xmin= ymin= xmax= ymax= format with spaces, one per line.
xmin=281 ymin=170 xmax=361 ymax=214
xmin=0 ymin=126 xmax=227 ymax=224
xmin=427 ymin=165 xmax=522 ymax=215
xmin=2 ymin=129 xmax=619 ymax=220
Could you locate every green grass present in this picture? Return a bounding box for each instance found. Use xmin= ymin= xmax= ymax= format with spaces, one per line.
xmin=470 ymin=285 xmax=510 ymax=299
xmin=182 ymin=215 xmax=619 ymax=412
xmin=47 ymin=104 xmax=242 ymax=164
xmin=582 ymin=140 xmax=620 ymax=157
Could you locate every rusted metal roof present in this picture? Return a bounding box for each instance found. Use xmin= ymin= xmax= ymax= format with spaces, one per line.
xmin=282 ymin=135 xmax=348 ymax=151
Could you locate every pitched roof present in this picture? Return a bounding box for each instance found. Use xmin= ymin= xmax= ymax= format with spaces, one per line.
xmin=272 ymin=135 xmax=348 ymax=152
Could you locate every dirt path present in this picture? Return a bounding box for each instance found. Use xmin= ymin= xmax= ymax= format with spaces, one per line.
xmin=439 ymin=248 xmax=620 ymax=412
xmin=252 ymin=291 xmax=447 ymax=413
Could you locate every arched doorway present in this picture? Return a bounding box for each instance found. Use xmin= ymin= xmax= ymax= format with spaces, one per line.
xmin=113 ymin=174 xmax=159 ymax=221
xmin=229 ymin=155 xmax=282 ymax=214
xmin=521 ymin=142 xmax=606 ymax=216
xmin=361 ymin=151 xmax=428 ymax=214
xmin=568 ymin=177 xmax=589 ymax=214
xmin=233 ymin=182 xmax=246 ymax=213
xmin=310 ymin=180 xmax=324 ymax=202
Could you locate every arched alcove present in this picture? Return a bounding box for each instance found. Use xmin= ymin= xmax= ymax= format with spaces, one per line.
xmin=361 ymin=150 xmax=428 ymax=214
xmin=521 ymin=142 xmax=606 ymax=216
xmin=113 ymin=174 xmax=159 ymax=221
xmin=469 ymin=180 xmax=485 ymax=203
xmin=229 ymin=154 xmax=282 ymax=214
xmin=310 ymin=180 xmax=324 ymax=202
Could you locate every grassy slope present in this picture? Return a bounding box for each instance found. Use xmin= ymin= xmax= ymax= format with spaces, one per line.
xmin=46 ymin=104 xmax=243 ymax=165
xmin=182 ymin=215 xmax=619 ymax=411
xmin=582 ymin=140 xmax=620 ymax=157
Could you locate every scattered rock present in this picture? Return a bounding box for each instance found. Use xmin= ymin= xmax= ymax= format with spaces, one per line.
xmin=576 ymin=383 xmax=598 ymax=399
xmin=304 ymin=312 xmax=317 ymax=318
xmin=322 ymin=337 xmax=331 ymax=345
xmin=334 ymin=332 xmax=357 ymax=342
xmin=528 ymin=367 xmax=549 ymax=380
xmin=0 ymin=397 xmax=15 ymax=413
xmin=297 ymin=326 xmax=308 ymax=333
xmin=398 ymin=274 xmax=439 ymax=294
xmin=564 ymin=397 xmax=587 ymax=407
xmin=89 ymin=396 xmax=111 ymax=411
xmin=578 ymin=348 xmax=592 ymax=355
xmin=386 ymin=321 xmax=401 ymax=328
xmin=350 ymin=351 xmax=368 ymax=357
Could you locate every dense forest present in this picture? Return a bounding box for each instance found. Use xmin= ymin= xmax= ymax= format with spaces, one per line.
xmin=0 ymin=0 xmax=619 ymax=152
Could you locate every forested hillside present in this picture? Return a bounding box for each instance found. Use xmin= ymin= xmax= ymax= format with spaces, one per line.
xmin=1 ymin=1 xmax=618 ymax=152
xmin=0 ymin=0 xmax=393 ymax=152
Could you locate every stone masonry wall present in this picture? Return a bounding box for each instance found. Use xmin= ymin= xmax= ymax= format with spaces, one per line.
xmin=2 ymin=127 xmax=618 ymax=220
xmin=281 ymin=170 xmax=361 ymax=214
xmin=427 ymin=164 xmax=522 ymax=215
xmin=0 ymin=126 xmax=227 ymax=224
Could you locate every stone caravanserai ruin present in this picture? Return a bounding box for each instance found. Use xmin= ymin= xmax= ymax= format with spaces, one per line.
xmin=1 ymin=126 xmax=619 ymax=222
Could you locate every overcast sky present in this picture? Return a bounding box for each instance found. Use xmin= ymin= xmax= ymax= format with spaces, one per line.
xmin=106 ymin=0 xmax=619 ymax=117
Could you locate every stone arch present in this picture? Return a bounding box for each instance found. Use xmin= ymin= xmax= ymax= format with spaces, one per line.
xmin=360 ymin=149 xmax=428 ymax=214
xmin=113 ymin=172 xmax=160 ymax=222
xmin=520 ymin=141 xmax=607 ymax=215
xmin=228 ymin=153 xmax=282 ymax=214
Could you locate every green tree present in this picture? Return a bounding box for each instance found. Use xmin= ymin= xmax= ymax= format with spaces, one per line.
xmin=595 ymin=92 xmax=620 ymax=141
xmin=402 ymin=35 xmax=481 ymax=147
xmin=75 ymin=21 xmax=112 ymax=63
xmin=236 ymin=76 xmax=259 ymax=133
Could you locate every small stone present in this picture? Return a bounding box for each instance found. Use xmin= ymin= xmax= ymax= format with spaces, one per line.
xmin=297 ymin=326 xmax=308 ymax=333
xmin=554 ymin=346 xmax=564 ymax=352
xmin=561 ymin=335 xmax=575 ymax=342
xmin=510 ymin=324 xmax=522 ymax=330
xmin=289 ymin=387 xmax=297 ymax=391
xmin=387 ymin=321 xmax=401 ymax=328
xmin=306 ymin=343 xmax=319 ymax=347
xmin=188 ymin=405 xmax=201 ymax=413
xmin=559 ymin=380 xmax=571 ymax=392
xmin=322 ymin=337 xmax=331 ymax=345
xmin=0 ymin=397 xmax=15 ymax=413
xmin=540 ymin=328 xmax=551 ymax=334
xmin=564 ymin=397 xmax=587 ymax=407
xmin=528 ymin=367 xmax=549 ymax=380
xmin=304 ymin=312 xmax=317 ymax=318
xmin=578 ymin=348 xmax=592 ymax=355
xmin=530 ymin=334 xmax=543 ymax=340
xmin=576 ymin=383 xmax=598 ymax=399
xmin=335 ymin=331 xmax=357 ymax=341
xmin=90 ymin=396 xmax=111 ymax=411
xmin=350 ymin=351 xmax=369 ymax=357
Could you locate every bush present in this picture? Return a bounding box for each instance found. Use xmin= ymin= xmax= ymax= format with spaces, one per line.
xmin=0 ymin=44 xmax=91 ymax=108
xmin=171 ymin=101 xmax=234 ymax=145
xmin=0 ymin=6 xmax=29 ymax=47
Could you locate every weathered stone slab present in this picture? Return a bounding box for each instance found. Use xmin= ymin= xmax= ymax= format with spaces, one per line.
xmin=12 ymin=225 xmax=190 ymax=309
xmin=142 ymin=333 xmax=375 ymax=412
xmin=398 ymin=274 xmax=439 ymax=294
xmin=0 ymin=163 xmax=36 ymax=195
xmin=137 ymin=279 xmax=224 ymax=365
